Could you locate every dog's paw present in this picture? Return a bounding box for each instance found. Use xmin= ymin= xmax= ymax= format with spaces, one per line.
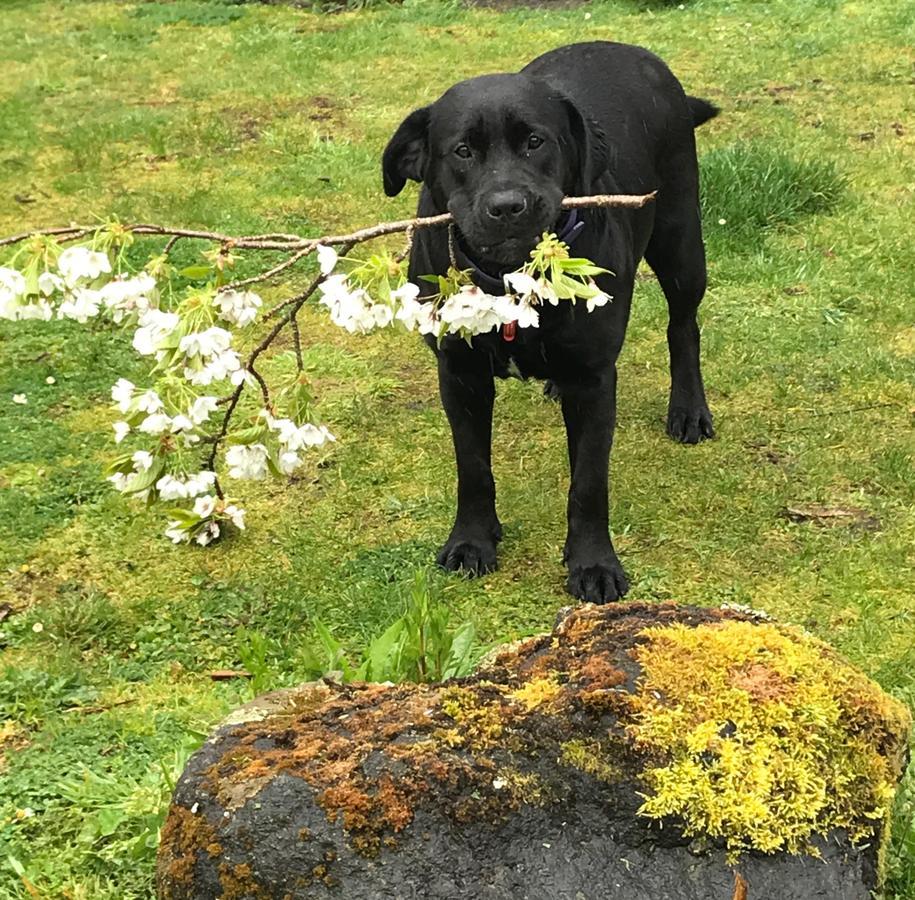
xmin=437 ymin=537 xmax=498 ymax=577
xmin=566 ymin=561 xmax=630 ymax=605
xmin=542 ymin=380 xmax=562 ymax=402
xmin=667 ymin=404 xmax=714 ymax=444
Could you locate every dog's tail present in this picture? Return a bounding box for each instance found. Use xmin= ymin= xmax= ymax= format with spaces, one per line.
xmin=687 ymin=96 xmax=720 ymax=128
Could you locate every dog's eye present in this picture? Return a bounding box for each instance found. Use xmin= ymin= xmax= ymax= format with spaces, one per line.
xmin=454 ymin=144 xmax=473 ymax=159
xmin=527 ymin=134 xmax=544 ymax=150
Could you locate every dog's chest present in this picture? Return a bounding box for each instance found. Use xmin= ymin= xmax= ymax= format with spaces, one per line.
xmin=488 ymin=330 xmax=551 ymax=380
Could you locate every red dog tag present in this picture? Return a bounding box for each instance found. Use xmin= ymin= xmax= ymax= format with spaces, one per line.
xmin=502 ymin=320 xmax=517 ymax=342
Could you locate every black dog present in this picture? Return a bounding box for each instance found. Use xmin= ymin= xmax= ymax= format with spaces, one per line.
xmin=382 ymin=41 xmax=717 ymax=603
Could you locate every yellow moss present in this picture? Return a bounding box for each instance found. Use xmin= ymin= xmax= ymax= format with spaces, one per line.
xmin=559 ymin=739 xmax=622 ymax=784
xmin=508 ymin=675 xmax=563 ymax=712
xmin=629 ymin=620 xmax=912 ymax=858
xmin=438 ymin=685 xmax=506 ymax=748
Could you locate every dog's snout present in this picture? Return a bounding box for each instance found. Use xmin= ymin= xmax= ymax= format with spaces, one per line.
xmin=485 ymin=190 xmax=528 ymax=221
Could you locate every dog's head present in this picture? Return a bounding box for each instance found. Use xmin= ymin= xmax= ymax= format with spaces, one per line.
xmin=382 ymin=74 xmax=607 ymax=269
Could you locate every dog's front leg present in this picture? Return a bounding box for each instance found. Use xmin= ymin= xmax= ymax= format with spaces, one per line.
xmin=436 ymin=351 xmax=501 ymax=576
xmin=560 ymin=369 xmax=630 ymax=603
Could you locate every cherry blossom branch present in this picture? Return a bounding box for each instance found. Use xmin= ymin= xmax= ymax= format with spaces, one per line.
xmin=1 ymin=195 xmax=654 ymax=546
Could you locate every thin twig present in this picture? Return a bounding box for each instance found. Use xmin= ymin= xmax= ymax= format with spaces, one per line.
xmin=203 ymin=259 xmax=344 ymax=469
xmin=0 ymin=193 xmax=657 ymax=252
xmin=263 ymin=240 xmax=357 ymax=319
xmin=163 ymin=234 xmax=182 ymax=255
xmin=249 ymin=365 xmax=271 ymax=407
xmin=290 ymin=314 xmax=304 ymax=371
xmin=221 ymin=245 xmax=314 ymax=292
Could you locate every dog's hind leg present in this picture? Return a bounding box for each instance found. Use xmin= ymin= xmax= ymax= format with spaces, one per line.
xmin=645 ymin=204 xmax=715 ymax=444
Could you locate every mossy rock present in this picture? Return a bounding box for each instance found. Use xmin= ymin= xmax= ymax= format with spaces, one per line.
xmin=157 ymin=602 xmax=911 ymax=900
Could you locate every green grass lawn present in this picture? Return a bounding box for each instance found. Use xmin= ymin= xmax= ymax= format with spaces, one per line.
xmin=1 ymin=0 xmax=913 ymax=896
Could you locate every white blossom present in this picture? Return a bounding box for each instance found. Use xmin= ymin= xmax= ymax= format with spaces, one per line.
xmin=494 ymin=295 xmax=539 ymax=330
xmin=138 ymin=412 xmax=172 ymax=435
xmin=38 ymin=271 xmax=64 ymax=296
xmin=156 ymin=473 xmax=189 ymax=501
xmin=15 ymin=302 xmax=53 ymax=321
xmin=195 ymin=521 xmax=220 ymax=546
xmin=99 ymin=273 xmax=157 ymax=322
xmin=586 ymin=289 xmax=612 ymax=313
xmin=226 ymin=443 xmax=269 ymax=480
xmin=229 ymin=365 xmax=254 ymax=388
xmin=111 ymin=379 xmax=135 ymax=413
xmin=169 ymin=414 xmax=194 ymax=433
xmin=133 ymin=308 xmax=180 ymax=356
xmin=0 ymin=268 xmax=29 ymax=321
xmin=395 ymin=292 xmax=437 ymax=335
xmin=58 ymin=288 xmax=102 ymax=323
xmin=135 ymin=389 xmax=163 ymax=414
xmin=179 ymin=327 xmax=232 ymax=360
xmin=0 ymin=267 xmax=26 ymax=298
xmin=317 ymin=244 xmax=338 ymax=275
xmin=108 ymin=472 xmax=129 ymax=492
xmin=504 ymin=271 xmax=559 ymax=306
xmin=184 ymin=471 xmax=216 ymax=496
xmin=317 ymin=274 xmax=388 ymax=335
xmin=12 ymin=393 xmax=27 ymax=405
xmin=193 ymin=494 xmax=217 ymax=518
xmin=57 ymin=246 xmax=111 ymax=287
xmin=438 ymin=286 xmax=511 ymax=336
xmin=132 ymin=450 xmax=154 ymax=472
xmin=278 ymin=450 xmax=302 ymax=474
xmin=165 ymin=521 xmax=186 ymax=544
xmin=223 ymin=504 xmax=246 ymax=530
xmin=270 ymin=417 xmax=336 ymax=452
xmin=188 ymin=395 xmax=219 ymax=425
xmin=113 ymin=421 xmax=130 ymax=444
xmin=185 ymin=349 xmax=242 ymax=386
xmin=216 ymin=289 xmax=262 ymax=327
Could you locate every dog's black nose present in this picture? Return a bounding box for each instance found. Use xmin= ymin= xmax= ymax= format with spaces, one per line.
xmin=486 ymin=191 xmax=528 ymax=220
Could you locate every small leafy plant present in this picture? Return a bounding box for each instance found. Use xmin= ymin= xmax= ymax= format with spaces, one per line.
xmin=300 ymin=570 xmax=479 ymax=684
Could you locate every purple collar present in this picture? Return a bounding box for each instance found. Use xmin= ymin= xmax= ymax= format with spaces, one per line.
xmin=453 ymin=209 xmax=586 ymax=295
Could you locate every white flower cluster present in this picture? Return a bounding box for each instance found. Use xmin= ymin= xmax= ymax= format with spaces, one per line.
xmin=107 ymin=449 xmax=156 ymax=496
xmin=156 ymin=470 xmax=217 ymax=501
xmin=179 ymin=326 xmax=245 ymax=386
xmin=165 ymin=494 xmax=245 ymax=546
xmin=318 ymin=274 xmax=396 ymax=334
xmin=264 ymin=411 xmax=335 ymax=475
xmin=110 ymin=378 xmax=219 ymax=445
xmin=216 ymin=289 xmax=262 ymax=327
xmin=224 ymin=413 xmax=336 ymax=480
xmin=1 ymin=267 xmax=53 ymax=321
xmin=505 ymin=271 xmax=610 ymax=313
xmin=2 ymin=249 xmax=159 ymax=325
xmin=312 ymin=243 xmax=611 ymax=344
xmin=319 ymin=273 xmax=539 ymax=341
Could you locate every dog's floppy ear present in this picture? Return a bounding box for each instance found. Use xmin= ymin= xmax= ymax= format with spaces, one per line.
xmin=382 ymin=106 xmax=431 ymax=197
xmin=560 ymin=96 xmax=610 ymax=193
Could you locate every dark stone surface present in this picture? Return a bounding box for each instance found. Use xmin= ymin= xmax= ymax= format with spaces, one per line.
xmin=157 ymin=602 xmax=908 ymax=900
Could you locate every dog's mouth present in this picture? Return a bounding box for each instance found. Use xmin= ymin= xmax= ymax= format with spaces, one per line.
xmin=473 ymin=233 xmax=542 ymax=270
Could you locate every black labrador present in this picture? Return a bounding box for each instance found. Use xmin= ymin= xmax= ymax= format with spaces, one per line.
xmin=382 ymin=41 xmax=717 ymax=604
